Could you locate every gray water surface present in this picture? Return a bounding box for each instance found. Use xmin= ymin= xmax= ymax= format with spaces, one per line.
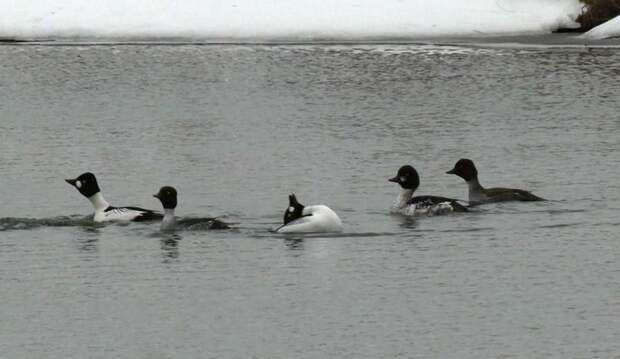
xmin=1 ymin=44 xmax=619 ymax=358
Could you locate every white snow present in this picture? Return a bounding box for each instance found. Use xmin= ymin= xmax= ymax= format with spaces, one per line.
xmin=1 ymin=0 xmax=583 ymax=41
xmin=582 ymin=15 xmax=620 ymax=39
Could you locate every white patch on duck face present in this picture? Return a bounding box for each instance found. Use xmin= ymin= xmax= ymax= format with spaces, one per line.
xmin=75 ymin=180 xmax=82 ymax=189
xmin=288 ymin=206 xmax=295 ymax=212
xmin=400 ymin=176 xmax=405 ymax=183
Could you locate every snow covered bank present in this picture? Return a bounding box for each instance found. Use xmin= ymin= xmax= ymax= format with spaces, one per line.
xmin=1 ymin=0 xmax=583 ymax=41
xmin=582 ymin=15 xmax=620 ymax=38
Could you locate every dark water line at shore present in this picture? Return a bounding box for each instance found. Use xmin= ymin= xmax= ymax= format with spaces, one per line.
xmin=2 ymin=36 xmax=620 ymax=50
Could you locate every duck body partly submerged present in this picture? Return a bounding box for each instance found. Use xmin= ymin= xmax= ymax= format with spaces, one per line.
xmin=276 ymin=194 xmax=343 ymax=234
xmin=389 ymin=165 xmax=468 ymax=216
xmin=153 ymin=186 xmax=229 ymax=231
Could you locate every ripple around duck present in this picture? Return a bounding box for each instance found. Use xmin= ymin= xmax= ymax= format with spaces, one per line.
xmin=0 ymin=215 xmax=249 ymax=234
xmin=0 ymin=215 xmax=93 ymax=231
xmin=249 ymin=230 xmax=404 ymax=240
xmin=536 ymin=221 xmax=589 ymax=229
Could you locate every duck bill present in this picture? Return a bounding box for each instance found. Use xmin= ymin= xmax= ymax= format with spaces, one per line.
xmin=153 ymin=194 xmax=160 ymax=199
xmin=388 ymin=176 xmax=399 ymax=183
xmin=446 ymin=169 xmax=456 ymax=175
xmin=65 ymin=178 xmax=77 ymax=186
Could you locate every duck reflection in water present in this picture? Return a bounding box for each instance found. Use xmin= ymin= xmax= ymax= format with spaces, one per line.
xmin=160 ymin=233 xmax=182 ymax=261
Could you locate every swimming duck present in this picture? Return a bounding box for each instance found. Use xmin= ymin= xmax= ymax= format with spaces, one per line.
xmin=446 ymin=159 xmax=545 ymax=204
xmin=389 ymin=165 xmax=467 ymax=215
xmin=153 ymin=185 xmax=229 ymax=231
xmin=66 ymin=172 xmax=161 ymax=222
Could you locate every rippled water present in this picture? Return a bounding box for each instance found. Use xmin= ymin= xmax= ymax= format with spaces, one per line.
xmin=1 ymin=43 xmax=619 ymax=358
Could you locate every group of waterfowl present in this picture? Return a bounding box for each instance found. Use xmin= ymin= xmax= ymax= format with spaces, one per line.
xmin=65 ymin=158 xmax=544 ymax=234
xmin=390 ymin=158 xmax=544 ymax=217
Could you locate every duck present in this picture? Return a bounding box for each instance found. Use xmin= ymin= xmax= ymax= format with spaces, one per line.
xmin=275 ymin=194 xmax=343 ymax=234
xmin=446 ymin=158 xmax=545 ymax=204
xmin=389 ymin=165 xmax=467 ymax=216
xmin=66 ymin=172 xmax=161 ymax=222
xmin=153 ymin=186 xmax=229 ymax=231
xmin=152 ymin=186 xmax=178 ymax=231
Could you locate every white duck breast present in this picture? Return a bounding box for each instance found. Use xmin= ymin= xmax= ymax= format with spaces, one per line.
xmin=277 ymin=205 xmax=343 ymax=234
xmin=159 ymin=209 xmax=177 ymax=231
xmin=392 ymin=200 xmax=457 ymax=217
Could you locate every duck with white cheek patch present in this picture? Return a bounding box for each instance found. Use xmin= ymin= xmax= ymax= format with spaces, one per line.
xmin=389 ymin=165 xmax=468 ymax=216
xmin=66 ymin=172 xmax=162 ymax=223
xmin=275 ymin=194 xmax=343 ymax=234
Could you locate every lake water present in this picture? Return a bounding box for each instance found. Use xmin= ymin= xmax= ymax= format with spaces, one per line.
xmin=1 ymin=42 xmax=619 ymax=358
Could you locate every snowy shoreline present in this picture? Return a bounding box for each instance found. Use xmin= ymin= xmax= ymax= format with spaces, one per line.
xmin=2 ymin=0 xmax=619 ymax=43
xmin=0 ymin=0 xmax=583 ymax=40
